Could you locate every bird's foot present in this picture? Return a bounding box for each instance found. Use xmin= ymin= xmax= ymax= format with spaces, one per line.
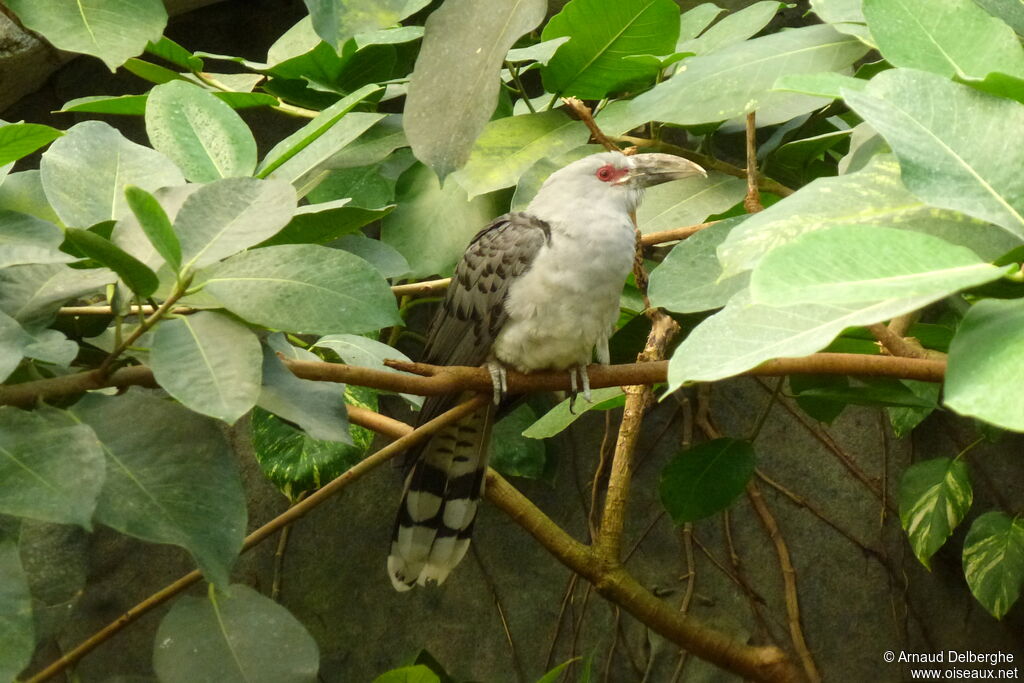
xmin=486 ymin=361 xmax=508 ymax=405
xmin=567 ymin=364 xmax=592 ymax=413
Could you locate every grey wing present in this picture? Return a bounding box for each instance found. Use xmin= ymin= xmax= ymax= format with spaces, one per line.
xmin=415 ymin=212 xmax=550 ymax=424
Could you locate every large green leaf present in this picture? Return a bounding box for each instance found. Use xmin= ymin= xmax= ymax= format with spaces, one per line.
xmin=381 ymin=162 xmax=500 ymax=277
xmin=449 ymin=111 xmax=590 ymax=198
xmin=257 ymin=85 xmax=383 ymax=183
xmin=257 ymin=343 xmax=352 ymax=443
xmin=39 ymin=121 xmax=184 ymax=228
xmin=600 ymin=24 xmax=868 ymax=131
xmin=199 ymin=244 xmax=400 ymax=334
xmin=491 ymin=403 xmax=547 ymax=479
xmin=678 ymin=1 xmax=780 ymax=56
xmin=145 ymin=81 xmax=258 ymax=182
xmin=750 ymin=225 xmax=1008 ymax=305
xmin=0 ymin=264 xmax=114 ymax=332
xmin=649 ymin=217 xmax=749 ymax=313
xmin=677 ymin=3 xmax=726 ymax=46
xmin=0 ymin=123 xmax=63 ymax=167
xmin=4 ymin=0 xmax=167 ymax=71
xmin=403 ymin=0 xmax=546 ymax=181
xmin=844 ymin=69 xmax=1024 ymax=239
xmin=314 ymin=333 xmax=421 ymax=407
xmin=541 ymin=0 xmax=681 ymax=99
xmin=0 ymin=406 xmax=104 ymax=529
xmin=974 ymin=0 xmax=1024 ymax=35
xmin=863 ymin=0 xmax=1024 ymax=80
xmin=0 ymin=311 xmax=28 ymax=381
xmin=151 ymin=312 xmax=263 ymax=424
xmin=666 ymin=290 xmax=936 ymax=389
xmin=945 ymin=298 xmax=1024 ymax=431
xmin=260 ymin=199 xmax=394 ymax=246
xmin=899 ymin=458 xmax=973 ymax=569
xmin=659 ymin=438 xmax=756 ymax=523
xmin=637 ymin=172 xmax=745 ymax=233
xmin=0 ymin=211 xmax=72 ymax=269
xmin=72 ymin=390 xmax=246 ymax=588
xmin=0 ymin=540 xmax=33 ymax=683
xmin=174 ymin=177 xmax=297 ymax=271
xmin=962 ymin=512 xmax=1024 ymax=619
xmin=0 ymin=171 xmax=61 ymax=224
xmin=718 ymin=155 xmax=1019 ymax=276
xmin=154 ymin=584 xmax=318 ymax=682
xmin=303 ymin=0 xmax=429 ymax=49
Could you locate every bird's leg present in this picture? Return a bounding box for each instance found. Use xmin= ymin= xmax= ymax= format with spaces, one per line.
xmin=567 ymin=364 xmax=592 ymax=414
xmin=486 ymin=361 xmax=508 ymax=405
xmin=568 ymin=369 xmax=580 ymax=414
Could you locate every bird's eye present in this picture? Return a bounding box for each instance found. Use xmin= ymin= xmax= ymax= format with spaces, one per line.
xmin=596 ymin=165 xmax=615 ymax=182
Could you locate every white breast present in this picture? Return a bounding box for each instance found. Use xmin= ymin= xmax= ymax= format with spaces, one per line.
xmin=492 ymin=213 xmax=636 ymax=373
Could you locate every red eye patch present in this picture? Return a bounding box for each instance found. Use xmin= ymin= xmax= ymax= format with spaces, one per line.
xmin=595 ymin=164 xmax=628 ymax=183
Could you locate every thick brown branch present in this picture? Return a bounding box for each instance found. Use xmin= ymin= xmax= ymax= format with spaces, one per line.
xmin=0 ymin=353 xmax=947 ymax=408
xmin=562 ymin=96 xmax=622 ymax=153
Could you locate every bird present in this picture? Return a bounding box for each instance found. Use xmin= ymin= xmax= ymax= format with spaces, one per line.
xmin=388 ymin=150 xmax=706 ymax=591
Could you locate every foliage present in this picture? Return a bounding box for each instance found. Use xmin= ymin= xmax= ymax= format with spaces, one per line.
xmin=1 ymin=0 xmax=1024 ymax=679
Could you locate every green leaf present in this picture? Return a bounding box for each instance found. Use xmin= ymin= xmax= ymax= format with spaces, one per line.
xmin=258 ymin=85 xmax=383 ymax=183
xmin=0 ymin=264 xmax=114 ymax=332
xmin=260 ymin=199 xmax=394 ymax=246
xmin=945 ymin=298 xmax=1024 ymax=432
xmin=0 ymin=171 xmax=61 ymax=224
xmin=796 ymin=377 xmax=938 ymax=409
xmin=491 ymin=403 xmax=547 ymax=479
xmin=307 ymin=164 xmax=396 ymax=208
xmin=333 ymin=233 xmax=410 ymax=279
xmin=0 ymin=311 xmax=28 ymax=381
xmin=506 ymin=37 xmax=570 ymax=64
xmin=535 ymin=660 xmax=576 ymax=683
xmin=64 ymin=228 xmax=159 ymax=297
xmin=541 ymin=0 xmax=680 ymax=99
xmin=750 ymin=225 xmax=1008 ymax=305
xmin=404 ymin=0 xmax=546 ymax=181
xmin=174 ymin=177 xmax=296 ymax=271
xmin=320 ymin=114 xmax=408 ymax=169
xmin=200 ymin=244 xmax=401 ymax=334
xmin=154 ymin=584 xmax=319 ymax=682
xmin=974 ymin=0 xmax=1024 ymax=35
xmin=522 ymin=387 xmax=625 ymax=439
xmin=3 ymin=0 xmax=167 ymax=71
xmin=123 ymin=57 xmax=191 ymax=85
xmin=790 ymin=374 xmax=849 ymax=424
xmin=0 ymin=540 xmax=34 ymax=683
xmin=962 ymin=512 xmax=1024 ymax=618
xmin=113 ymin=184 xmax=199 ymax=272
xmin=146 ymin=35 xmax=203 ymax=71
xmin=449 ymin=111 xmax=590 ymax=198
xmin=59 ymin=94 xmax=149 ymax=116
xmin=863 ymin=0 xmax=1024 ymax=80
xmin=677 ymin=3 xmax=726 ymax=45
xmin=844 ymin=68 xmax=1024 ymax=239
xmin=72 ymin=390 xmax=246 ymax=588
xmin=0 ymin=123 xmax=63 ymax=167
xmin=304 ymin=0 xmax=429 ymax=49
xmin=381 ymin=162 xmax=500 ymax=278
xmin=0 ymin=406 xmax=104 ymax=529
xmin=372 ymin=665 xmax=440 ymax=683
xmin=649 ymin=217 xmax=749 ymax=314
xmin=257 ymin=344 xmax=351 ymax=443
xmin=124 ymin=185 xmax=181 ymax=272
xmin=888 ymin=381 xmax=942 ymax=437
xmin=637 ymin=172 xmax=746 ymax=233
xmin=39 ymin=121 xmax=184 ymax=228
xmin=899 ymin=457 xmax=973 ymax=568
xmin=773 ymin=71 xmax=866 ymax=99
xmin=151 ymin=312 xmax=263 ymax=424
xmin=600 ymin=24 xmax=868 ymax=131
xmin=145 ymin=81 xmax=258 ymax=182
xmin=659 ymin=438 xmax=755 ymax=523
xmin=678 ymin=1 xmax=780 ymax=56
xmin=0 ymin=211 xmax=72 ymax=268
xmin=667 ymin=290 xmax=937 ymax=388
xmin=718 ymin=155 xmax=1020 ymax=276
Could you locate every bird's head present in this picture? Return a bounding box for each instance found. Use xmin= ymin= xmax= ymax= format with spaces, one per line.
xmin=532 ymin=151 xmax=707 ymax=217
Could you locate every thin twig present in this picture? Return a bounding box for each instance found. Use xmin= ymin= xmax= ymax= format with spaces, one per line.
xmin=472 ymin=544 xmax=527 ymax=683
xmin=746 ymin=482 xmax=821 ymax=683
xmin=96 ymin=280 xmax=189 ymax=376
xmin=562 ymin=97 xmax=622 ymax=152
xmin=743 ymin=112 xmax=764 ymax=213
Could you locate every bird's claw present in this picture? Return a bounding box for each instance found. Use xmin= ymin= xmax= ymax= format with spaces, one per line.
xmin=486 ymin=361 xmax=508 ymax=405
xmin=567 ymin=365 xmax=592 ymax=414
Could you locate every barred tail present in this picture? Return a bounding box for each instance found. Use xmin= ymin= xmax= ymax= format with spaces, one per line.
xmin=388 ymin=403 xmax=493 ymax=591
